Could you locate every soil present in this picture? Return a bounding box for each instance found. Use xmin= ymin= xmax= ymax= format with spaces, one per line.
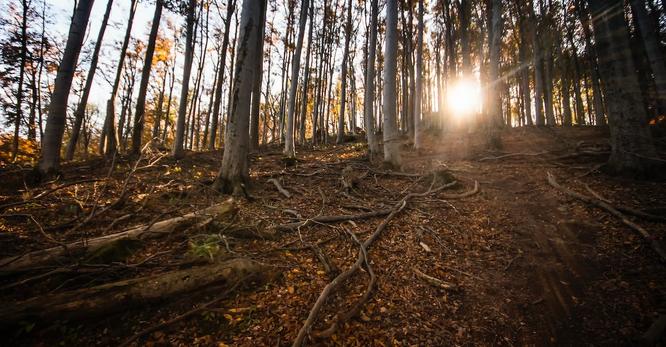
xmin=0 ymin=126 xmax=664 ymax=346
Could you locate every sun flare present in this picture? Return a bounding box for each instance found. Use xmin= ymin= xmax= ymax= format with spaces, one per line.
xmin=447 ymin=79 xmax=482 ymax=118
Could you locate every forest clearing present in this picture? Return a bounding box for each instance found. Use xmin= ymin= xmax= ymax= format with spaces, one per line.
xmin=1 ymin=0 xmax=666 ymax=345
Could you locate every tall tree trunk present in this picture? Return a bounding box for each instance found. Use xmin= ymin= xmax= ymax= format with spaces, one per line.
xmin=336 ymin=0 xmax=352 ymax=144
xmin=65 ymin=0 xmax=114 ymax=161
xmin=589 ymin=0 xmax=660 ymax=175
xmin=413 ymin=0 xmax=424 ymax=149
xmin=284 ymin=0 xmax=308 ymax=157
xmin=249 ymin=6 xmax=266 ymax=151
xmin=383 ymin=0 xmax=402 ymax=169
xmin=213 ymin=0 xmax=267 ymax=195
xmin=364 ymin=0 xmax=379 ymax=156
xmin=458 ymin=0 xmax=472 ymax=76
xmin=517 ymin=2 xmax=533 ymax=126
xmin=172 ymin=0 xmax=197 ymax=159
xmin=209 ymin=0 xmax=235 ymax=150
xmin=12 ymin=0 xmax=30 ymax=161
xmin=487 ymin=0 xmax=503 ymax=143
xmin=100 ymin=0 xmax=138 ymax=157
xmin=298 ymin=2 xmax=315 ymax=145
xmin=130 ymin=0 xmax=163 ymax=155
xmin=38 ymin=0 xmax=95 ymax=175
xmin=630 ymin=0 xmax=666 ymax=115
xmin=577 ymin=0 xmax=606 ymax=125
xmin=528 ymin=1 xmax=544 ymax=126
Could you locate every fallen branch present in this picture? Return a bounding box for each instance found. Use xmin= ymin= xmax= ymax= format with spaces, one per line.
xmin=413 ymin=268 xmax=457 ymax=290
xmin=276 ymin=209 xmax=392 ymax=231
xmin=547 ymin=172 xmax=666 ymax=263
xmin=0 ymin=258 xmax=270 ymax=325
xmin=267 ymin=178 xmax=292 ymax=198
xmin=0 ymin=199 xmax=237 ymax=271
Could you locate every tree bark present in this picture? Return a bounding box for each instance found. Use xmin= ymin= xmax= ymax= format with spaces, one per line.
xmin=38 ymin=0 xmax=95 ymax=175
xmin=364 ymin=0 xmax=379 ymax=156
xmin=172 ymin=0 xmax=197 ymax=158
xmin=589 ymin=0 xmax=660 ymax=175
xmin=382 ymin=0 xmax=402 ymax=169
xmin=413 ymin=0 xmax=424 ymax=149
xmin=284 ymin=0 xmax=309 ymax=157
xmin=213 ymin=0 xmax=267 ymax=195
xmin=131 ymin=0 xmax=163 ymax=155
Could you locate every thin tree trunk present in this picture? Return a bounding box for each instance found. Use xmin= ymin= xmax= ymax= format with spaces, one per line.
xmin=209 ymin=0 xmax=235 ymax=150
xmin=413 ymin=0 xmax=424 ymax=149
xmin=172 ymin=0 xmax=197 ymax=158
xmin=131 ymin=0 xmax=163 ymax=155
xmin=364 ymin=0 xmax=379 ymax=156
xmin=12 ymin=0 xmax=30 ymax=161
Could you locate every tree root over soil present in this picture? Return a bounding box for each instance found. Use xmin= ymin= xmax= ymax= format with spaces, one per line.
xmin=292 ymin=179 xmax=465 ymax=346
xmin=0 ymin=258 xmax=273 ymax=325
xmin=547 ymin=172 xmax=666 ymax=263
xmin=0 ymin=199 xmax=237 ymax=272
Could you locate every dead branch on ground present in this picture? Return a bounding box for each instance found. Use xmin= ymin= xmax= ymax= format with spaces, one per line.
xmin=267 ymin=178 xmax=292 ymax=198
xmin=413 ymin=268 xmax=457 ymax=289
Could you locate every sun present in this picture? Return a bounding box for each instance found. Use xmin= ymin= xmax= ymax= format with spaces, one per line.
xmin=447 ymin=78 xmax=482 ymax=118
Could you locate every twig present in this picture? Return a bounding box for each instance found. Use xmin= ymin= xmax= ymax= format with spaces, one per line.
xmin=478 ymin=151 xmax=549 ymax=162
xmin=0 ymin=178 xmax=103 ymax=212
xmin=414 ymin=268 xmax=457 ymax=289
xmin=438 ymin=181 xmax=479 ymax=199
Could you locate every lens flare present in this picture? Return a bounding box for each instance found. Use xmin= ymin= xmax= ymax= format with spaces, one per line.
xmin=447 ymin=79 xmax=482 ymax=118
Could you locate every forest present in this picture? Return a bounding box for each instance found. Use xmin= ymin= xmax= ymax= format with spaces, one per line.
xmin=0 ymin=0 xmax=665 ymax=345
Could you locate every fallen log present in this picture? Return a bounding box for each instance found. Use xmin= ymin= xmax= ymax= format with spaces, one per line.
xmin=547 ymin=172 xmax=666 ymax=263
xmin=0 ymin=199 xmax=237 ymax=272
xmin=0 ymin=258 xmax=270 ymax=325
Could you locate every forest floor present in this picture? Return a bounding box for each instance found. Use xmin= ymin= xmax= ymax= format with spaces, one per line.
xmin=1 ymin=126 xmax=665 ymax=346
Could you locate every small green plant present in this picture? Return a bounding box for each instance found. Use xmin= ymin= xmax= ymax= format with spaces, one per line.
xmin=187 ymin=234 xmax=222 ymax=261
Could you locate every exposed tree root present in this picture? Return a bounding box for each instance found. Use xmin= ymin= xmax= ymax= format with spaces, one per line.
xmin=547 ymin=172 xmax=666 ymax=263
xmin=291 ymin=179 xmax=457 ymax=346
xmin=0 ymin=258 xmax=272 ymax=325
xmin=312 ymin=228 xmax=376 ymax=338
xmin=478 ymin=151 xmax=549 ymax=161
xmin=584 ymin=184 xmax=666 ymax=223
xmin=438 ymin=180 xmax=479 ymax=199
xmin=267 ymin=178 xmax=292 ymax=198
xmin=0 ymin=200 xmax=237 ymax=271
xmin=275 ymin=209 xmax=393 ymax=231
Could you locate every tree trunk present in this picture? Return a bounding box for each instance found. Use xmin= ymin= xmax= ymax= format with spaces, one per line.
xmin=364 ymin=0 xmax=379 ymax=156
xmin=382 ymin=0 xmax=402 ymax=169
xmin=249 ymin=7 xmax=266 ymax=151
xmin=589 ymin=0 xmax=660 ymax=176
xmin=65 ymin=0 xmax=114 ymax=161
xmin=0 ymin=258 xmax=270 ymax=325
xmin=413 ymin=0 xmax=424 ymax=149
xmin=284 ymin=0 xmax=309 ymax=157
xmin=213 ymin=0 xmax=267 ymax=195
xmin=336 ymin=0 xmax=352 ymax=144
xmin=577 ymin=0 xmax=606 ymax=125
xmin=12 ymin=0 xmax=29 ymax=161
xmin=529 ymin=0 xmax=545 ymax=126
xmin=130 ymin=0 xmax=163 ymax=155
xmin=487 ymin=0 xmax=503 ymax=143
xmin=630 ymin=0 xmax=666 ymax=115
xmin=298 ymin=2 xmax=315 ymax=145
xmin=209 ymin=0 xmax=235 ymax=150
xmin=38 ymin=0 xmax=95 ymax=175
xmin=100 ymin=0 xmax=138 ymax=157
xmin=172 ymin=0 xmax=197 ymax=159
